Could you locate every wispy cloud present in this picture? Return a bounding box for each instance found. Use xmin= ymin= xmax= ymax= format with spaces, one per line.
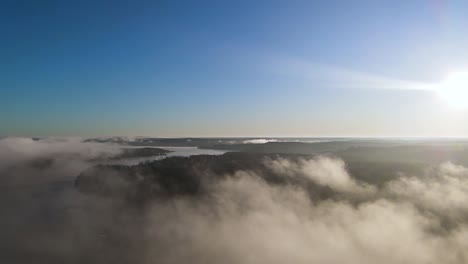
xmin=267 ymin=56 xmax=437 ymax=91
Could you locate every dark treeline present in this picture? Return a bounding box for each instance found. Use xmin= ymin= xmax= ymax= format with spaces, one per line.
xmin=76 ymin=152 xmax=425 ymax=203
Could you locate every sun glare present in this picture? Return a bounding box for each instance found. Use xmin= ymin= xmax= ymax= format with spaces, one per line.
xmin=438 ymin=71 xmax=468 ymax=108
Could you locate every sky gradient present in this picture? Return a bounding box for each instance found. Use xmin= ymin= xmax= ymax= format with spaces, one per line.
xmin=2 ymin=0 xmax=468 ymax=137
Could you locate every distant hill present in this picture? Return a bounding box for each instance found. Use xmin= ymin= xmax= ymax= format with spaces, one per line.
xmin=201 ymin=141 xmax=468 ymax=165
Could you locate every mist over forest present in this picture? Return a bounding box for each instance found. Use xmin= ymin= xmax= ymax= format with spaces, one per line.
xmin=4 ymin=0 xmax=468 ymax=263
xmin=2 ymin=137 xmax=468 ymax=263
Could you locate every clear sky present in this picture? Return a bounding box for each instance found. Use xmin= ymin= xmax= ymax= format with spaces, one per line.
xmin=2 ymin=0 xmax=468 ymax=137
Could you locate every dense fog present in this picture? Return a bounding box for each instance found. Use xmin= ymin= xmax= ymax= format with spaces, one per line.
xmin=1 ymin=137 xmax=468 ymax=263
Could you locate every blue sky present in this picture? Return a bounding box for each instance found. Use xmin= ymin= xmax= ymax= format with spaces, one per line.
xmin=1 ymin=0 xmax=468 ymax=137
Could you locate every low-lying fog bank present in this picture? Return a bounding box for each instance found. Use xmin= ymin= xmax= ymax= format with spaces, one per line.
xmin=2 ymin=137 xmax=468 ymax=264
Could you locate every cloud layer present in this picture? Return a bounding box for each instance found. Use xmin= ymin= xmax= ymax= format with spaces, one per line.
xmin=1 ymin=138 xmax=468 ymax=263
xmin=138 ymin=158 xmax=468 ymax=264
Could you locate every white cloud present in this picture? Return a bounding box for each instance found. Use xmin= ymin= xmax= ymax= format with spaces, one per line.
xmin=2 ymin=138 xmax=468 ymax=264
xmin=264 ymin=156 xmax=376 ymax=195
xmin=268 ymin=56 xmax=436 ymax=91
xmin=243 ymin=139 xmax=278 ymax=144
xmin=385 ymin=162 xmax=468 ymax=220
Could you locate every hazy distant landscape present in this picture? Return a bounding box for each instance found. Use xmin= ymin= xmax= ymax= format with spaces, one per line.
xmin=3 ymin=0 xmax=468 ymax=263
xmin=1 ymin=137 xmax=468 ymax=263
